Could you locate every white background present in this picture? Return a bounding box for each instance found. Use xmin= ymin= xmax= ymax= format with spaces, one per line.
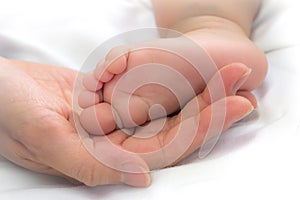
xmin=0 ymin=0 xmax=300 ymax=199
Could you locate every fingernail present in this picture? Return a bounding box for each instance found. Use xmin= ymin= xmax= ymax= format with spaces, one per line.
xmin=245 ymin=105 xmax=255 ymax=116
xmin=121 ymin=163 xmax=151 ymax=187
xmin=232 ymin=68 xmax=252 ymax=95
xmin=237 ymin=105 xmax=255 ymax=122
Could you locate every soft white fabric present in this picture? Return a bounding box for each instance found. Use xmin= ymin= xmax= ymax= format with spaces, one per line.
xmin=0 ymin=0 xmax=299 ymax=199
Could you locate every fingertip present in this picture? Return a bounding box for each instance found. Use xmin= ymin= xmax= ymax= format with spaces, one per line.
xmin=232 ymin=68 xmax=252 ymax=95
xmin=236 ymin=91 xmax=257 ymax=108
xmin=120 ymin=163 xmax=152 ymax=187
xmin=228 ymin=96 xmax=254 ymax=123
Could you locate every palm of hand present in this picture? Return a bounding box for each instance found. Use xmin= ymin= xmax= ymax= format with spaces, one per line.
xmin=0 ymin=58 xmax=154 ymax=185
xmin=0 ymin=58 xmax=254 ymax=186
xmin=0 ymin=58 xmax=79 ymax=176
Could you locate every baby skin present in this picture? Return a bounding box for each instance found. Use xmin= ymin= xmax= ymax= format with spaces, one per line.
xmin=78 ymin=0 xmax=267 ymax=135
xmin=79 ymin=0 xmax=268 ymax=135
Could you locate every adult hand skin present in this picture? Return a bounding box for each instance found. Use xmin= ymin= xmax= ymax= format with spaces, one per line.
xmin=0 ymin=57 xmax=255 ymax=187
xmin=91 ymin=63 xmax=256 ymax=169
xmin=0 ymin=57 xmax=150 ymax=187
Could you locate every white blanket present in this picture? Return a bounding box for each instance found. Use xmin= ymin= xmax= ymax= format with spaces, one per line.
xmin=0 ymin=0 xmax=299 ymax=199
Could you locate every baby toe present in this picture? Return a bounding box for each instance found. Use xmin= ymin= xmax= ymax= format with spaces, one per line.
xmin=79 ymin=103 xmax=117 ymax=135
xmin=78 ymin=90 xmax=102 ymax=109
xmin=83 ymin=72 xmax=103 ymax=91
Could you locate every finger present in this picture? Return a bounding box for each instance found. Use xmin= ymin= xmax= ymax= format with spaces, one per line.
xmin=174 ymin=95 xmax=254 ymax=162
xmin=237 ymin=90 xmax=257 ymax=108
xmin=120 ymin=96 xmax=254 ymax=169
xmin=171 ymin=63 xmax=252 ymax=121
xmin=109 ymin=63 xmax=254 ymax=168
xmin=201 ymin=63 xmax=252 ymax=105
xmin=34 ymin=114 xmax=151 ymax=187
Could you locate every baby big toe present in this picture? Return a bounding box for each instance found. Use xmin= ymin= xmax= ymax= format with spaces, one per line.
xmin=79 ymin=103 xmax=117 ymax=135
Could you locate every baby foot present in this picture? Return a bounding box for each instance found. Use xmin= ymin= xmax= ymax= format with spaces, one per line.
xmin=79 ymin=36 xmax=222 ymax=135
xmin=79 ymin=42 xmax=252 ymax=135
xmin=79 ymin=23 xmax=267 ymax=135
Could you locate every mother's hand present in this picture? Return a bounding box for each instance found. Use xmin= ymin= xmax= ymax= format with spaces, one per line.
xmin=100 ymin=63 xmax=256 ymax=169
xmin=0 ymin=57 xmax=255 ymax=187
xmin=0 ymin=57 xmax=150 ymax=187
